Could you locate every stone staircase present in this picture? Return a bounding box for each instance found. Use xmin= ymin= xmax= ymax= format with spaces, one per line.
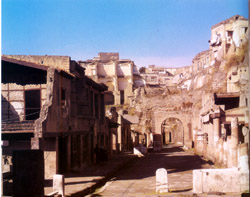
xmin=2 ymin=120 xmax=35 ymax=132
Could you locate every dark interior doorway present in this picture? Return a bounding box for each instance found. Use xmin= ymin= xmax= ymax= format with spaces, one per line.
xmin=58 ymin=136 xmax=68 ymax=174
xmin=25 ymin=90 xmax=41 ymax=120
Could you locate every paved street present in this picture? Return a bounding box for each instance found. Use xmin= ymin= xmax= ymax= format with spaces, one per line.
xmin=90 ymin=144 xmax=216 ymax=196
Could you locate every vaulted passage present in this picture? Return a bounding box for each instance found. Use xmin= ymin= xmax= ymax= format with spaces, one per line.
xmin=161 ymin=118 xmax=184 ymax=145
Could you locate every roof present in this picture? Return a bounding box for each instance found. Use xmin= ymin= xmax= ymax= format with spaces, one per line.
xmin=2 ymin=56 xmax=48 ymax=71
xmin=2 ymin=56 xmax=74 ymax=79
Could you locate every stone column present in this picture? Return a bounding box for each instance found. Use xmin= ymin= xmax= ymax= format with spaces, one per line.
xmin=231 ymin=117 xmax=239 ymax=167
xmin=213 ymin=118 xmax=220 ymax=146
xmin=212 ymin=118 xmax=220 ymax=162
xmin=238 ymin=143 xmax=249 ymax=171
xmin=242 ymin=126 xmax=249 ymax=144
xmin=117 ymin=114 xmax=122 ymax=152
xmin=227 ymin=137 xmax=232 ymax=167
xmin=221 ymin=126 xmax=226 ymax=139
xmin=218 ymin=138 xmax=223 ymax=165
xmin=223 ymin=140 xmax=228 ymax=167
xmin=146 ymin=133 xmax=151 ymax=147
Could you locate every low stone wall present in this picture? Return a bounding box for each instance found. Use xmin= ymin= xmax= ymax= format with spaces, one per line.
xmin=193 ymin=168 xmax=249 ymax=193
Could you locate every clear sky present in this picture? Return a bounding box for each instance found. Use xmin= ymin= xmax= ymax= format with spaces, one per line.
xmin=2 ymin=0 xmax=248 ymax=68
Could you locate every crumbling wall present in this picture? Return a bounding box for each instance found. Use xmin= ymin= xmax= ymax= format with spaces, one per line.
xmin=117 ymin=62 xmax=133 ymax=77
xmin=98 ymin=62 xmax=116 ymax=76
xmin=44 ymin=70 xmax=71 ymax=132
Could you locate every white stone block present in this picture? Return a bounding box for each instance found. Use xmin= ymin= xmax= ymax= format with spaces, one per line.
xmin=53 ymin=174 xmax=65 ymax=196
xmin=133 ymin=148 xmax=144 ymax=157
xmin=156 ymin=168 xmax=169 ymax=193
xmin=193 ymin=170 xmax=202 ymax=193
xmin=193 ymin=168 xmax=248 ymax=194
xmin=239 ymin=155 xmax=249 ymax=171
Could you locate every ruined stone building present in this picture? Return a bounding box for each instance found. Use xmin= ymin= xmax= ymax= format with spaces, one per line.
xmin=79 ymin=52 xmax=143 ymax=106
xmin=1 ymin=14 xmax=249 ymax=195
xmin=1 ymin=55 xmax=114 ymax=184
xmin=191 ymin=15 xmax=248 ymax=76
xmin=209 ymin=15 xmax=248 ymax=61
xmin=192 ymin=50 xmax=211 ymax=73
xmin=131 ymin=15 xmax=249 ymax=173
xmin=79 ymin=53 xmax=143 ymax=152
xmin=192 ymin=15 xmax=249 ymax=169
xmin=140 ymin=65 xmax=174 ymax=87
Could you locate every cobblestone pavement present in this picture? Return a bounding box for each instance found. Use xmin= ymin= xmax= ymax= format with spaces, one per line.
xmin=90 ymin=144 xmax=241 ymax=197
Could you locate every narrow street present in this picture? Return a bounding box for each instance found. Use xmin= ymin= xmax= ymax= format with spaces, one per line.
xmin=90 ymin=145 xmax=215 ymax=196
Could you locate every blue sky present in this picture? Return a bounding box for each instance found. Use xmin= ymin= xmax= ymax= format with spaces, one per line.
xmin=2 ymin=0 xmax=248 ymax=67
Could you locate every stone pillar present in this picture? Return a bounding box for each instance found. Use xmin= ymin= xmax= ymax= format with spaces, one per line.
xmin=227 ymin=137 xmax=232 ymax=167
xmin=146 ymin=133 xmax=151 ymax=147
xmin=238 ymin=143 xmax=249 ymax=171
xmin=231 ymin=118 xmax=239 ymax=167
xmin=221 ymin=126 xmax=226 ymax=139
xmin=117 ymin=114 xmax=122 ymax=152
xmin=213 ymin=118 xmax=220 ymax=162
xmin=213 ymin=118 xmax=220 ymax=145
xmin=242 ymin=126 xmax=249 ymax=144
xmin=218 ymin=138 xmax=223 ymax=165
xmin=223 ymin=141 xmax=228 ymax=166
xmin=31 ymin=137 xmax=42 ymax=150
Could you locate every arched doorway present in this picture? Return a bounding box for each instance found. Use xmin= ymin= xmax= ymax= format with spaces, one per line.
xmin=161 ymin=118 xmax=184 ymax=145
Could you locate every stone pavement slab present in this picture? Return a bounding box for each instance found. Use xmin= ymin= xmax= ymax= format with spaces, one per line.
xmin=44 ymin=152 xmax=138 ymax=197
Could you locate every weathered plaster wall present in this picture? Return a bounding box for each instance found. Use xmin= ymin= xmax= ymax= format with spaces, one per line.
xmin=117 ymin=63 xmax=133 ymax=77
xmin=98 ymin=62 xmax=116 ymax=76
xmin=42 ymin=71 xmax=71 ymax=133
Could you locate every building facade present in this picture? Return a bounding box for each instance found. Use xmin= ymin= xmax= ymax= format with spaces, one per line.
xmin=1 ymin=55 xmax=110 ymax=183
xmin=79 ymin=52 xmax=143 ymax=106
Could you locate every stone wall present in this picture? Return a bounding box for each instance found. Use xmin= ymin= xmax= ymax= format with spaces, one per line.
xmin=2 ymin=55 xmax=71 ymax=72
xmin=193 ymin=168 xmax=249 ymax=193
xmin=153 ymin=111 xmax=192 ymax=148
xmin=2 ymin=83 xmax=46 ymax=122
xmin=80 ymin=53 xmax=135 ymax=106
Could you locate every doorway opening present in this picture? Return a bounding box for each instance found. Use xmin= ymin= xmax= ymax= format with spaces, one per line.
xmin=161 ymin=118 xmax=184 ymax=145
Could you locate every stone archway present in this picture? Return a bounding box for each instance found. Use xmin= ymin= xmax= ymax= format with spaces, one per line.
xmin=161 ymin=118 xmax=184 ymax=145
xmin=153 ymin=111 xmax=192 ymax=148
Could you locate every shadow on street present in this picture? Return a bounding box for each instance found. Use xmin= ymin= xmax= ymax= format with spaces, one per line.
xmin=113 ymin=144 xmax=214 ymax=181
